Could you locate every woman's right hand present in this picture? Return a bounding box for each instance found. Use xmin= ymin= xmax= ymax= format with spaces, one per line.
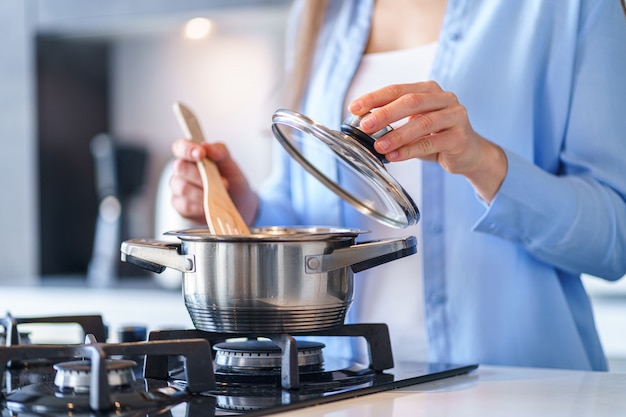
xmin=169 ymin=139 xmax=259 ymax=226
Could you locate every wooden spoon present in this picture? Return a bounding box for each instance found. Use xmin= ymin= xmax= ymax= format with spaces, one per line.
xmin=173 ymin=102 xmax=250 ymax=235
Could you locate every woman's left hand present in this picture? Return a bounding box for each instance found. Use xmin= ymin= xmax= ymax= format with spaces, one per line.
xmin=348 ymin=81 xmax=508 ymax=203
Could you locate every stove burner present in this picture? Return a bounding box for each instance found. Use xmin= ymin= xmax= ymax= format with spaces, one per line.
xmin=1 ymin=321 xmax=478 ymax=416
xmin=0 ymin=335 xmax=215 ymax=412
xmin=147 ymin=324 xmax=397 ymax=391
xmin=5 ymin=375 xmax=189 ymax=415
xmin=209 ymin=339 xmax=378 ymax=412
xmin=214 ymin=340 xmax=325 ymax=372
xmin=54 ymin=359 xmax=136 ymax=393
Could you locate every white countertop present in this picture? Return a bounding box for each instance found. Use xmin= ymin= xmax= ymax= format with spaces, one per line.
xmin=272 ymin=365 xmax=626 ymax=417
xmin=0 ymin=283 xmax=193 ymax=342
xmin=2 ymin=284 xmax=625 ymax=416
xmin=3 ymin=280 xmax=626 ymax=368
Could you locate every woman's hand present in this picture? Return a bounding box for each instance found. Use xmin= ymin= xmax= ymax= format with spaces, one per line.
xmin=169 ymin=139 xmax=259 ymax=225
xmin=348 ymin=81 xmax=507 ymax=203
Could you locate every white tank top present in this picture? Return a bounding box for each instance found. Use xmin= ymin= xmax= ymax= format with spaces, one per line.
xmin=343 ymin=42 xmax=437 ymax=363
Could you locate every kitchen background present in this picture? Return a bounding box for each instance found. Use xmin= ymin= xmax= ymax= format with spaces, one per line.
xmin=1 ymin=0 xmax=624 ymax=371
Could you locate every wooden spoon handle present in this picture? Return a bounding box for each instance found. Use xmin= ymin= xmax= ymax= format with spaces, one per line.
xmin=196 ymin=158 xmax=249 ymax=235
xmin=173 ymin=101 xmax=250 ymax=235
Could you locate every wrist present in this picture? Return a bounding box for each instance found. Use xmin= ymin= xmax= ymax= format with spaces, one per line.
xmin=464 ymin=140 xmax=508 ymax=204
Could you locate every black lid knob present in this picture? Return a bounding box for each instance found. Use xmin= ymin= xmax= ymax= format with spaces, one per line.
xmin=341 ymin=114 xmax=392 ymax=164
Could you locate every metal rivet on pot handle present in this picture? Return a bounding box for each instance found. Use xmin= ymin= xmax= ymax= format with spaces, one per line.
xmin=306 ymin=257 xmax=321 ymax=271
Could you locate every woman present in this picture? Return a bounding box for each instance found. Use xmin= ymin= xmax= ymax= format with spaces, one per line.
xmin=170 ymin=0 xmax=626 ymax=371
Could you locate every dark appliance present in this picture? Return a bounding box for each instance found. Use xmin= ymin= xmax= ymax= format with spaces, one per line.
xmin=1 ymin=313 xmax=477 ymax=416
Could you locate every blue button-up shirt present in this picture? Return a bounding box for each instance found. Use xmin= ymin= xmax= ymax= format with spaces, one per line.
xmin=256 ymin=0 xmax=626 ymax=371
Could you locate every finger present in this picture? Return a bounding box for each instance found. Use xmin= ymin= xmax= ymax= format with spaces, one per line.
xmin=204 ymin=142 xmax=229 ymax=164
xmin=387 ymin=129 xmax=470 ymax=171
xmin=169 ymin=170 xmax=205 ymax=221
xmin=383 ymin=132 xmax=442 ymax=163
xmin=374 ymin=103 xmax=462 ymax=155
xmin=169 ymin=170 xmax=204 ymax=198
xmin=348 ymin=81 xmax=442 ymax=116
xmin=206 ymin=143 xmax=246 ymax=184
xmin=171 ymin=138 xmax=207 ymax=161
xmin=384 ymin=125 xmax=477 ymax=172
xmin=172 ymin=159 xmax=203 ymax=188
xmin=359 ymin=90 xmax=457 ymax=136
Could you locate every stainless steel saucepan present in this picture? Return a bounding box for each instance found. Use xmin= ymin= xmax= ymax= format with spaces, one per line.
xmin=121 ymin=226 xmax=416 ymax=334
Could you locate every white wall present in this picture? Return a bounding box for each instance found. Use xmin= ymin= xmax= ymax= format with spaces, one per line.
xmin=0 ymin=0 xmax=38 ymax=284
xmin=0 ymin=1 xmax=290 ymax=283
xmin=110 ymin=9 xmax=287 ymax=239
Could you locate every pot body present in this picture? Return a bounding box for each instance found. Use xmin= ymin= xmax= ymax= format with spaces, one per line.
xmin=183 ymin=230 xmax=352 ymax=333
xmin=121 ymin=227 xmax=416 ymax=334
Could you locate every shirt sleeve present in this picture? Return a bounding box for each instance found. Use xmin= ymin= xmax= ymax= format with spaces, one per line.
xmin=473 ymin=0 xmax=626 ymax=280
xmin=254 ymin=142 xmax=301 ymax=227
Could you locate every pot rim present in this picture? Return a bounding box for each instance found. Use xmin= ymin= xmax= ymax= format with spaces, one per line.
xmin=164 ymin=226 xmax=369 ymax=242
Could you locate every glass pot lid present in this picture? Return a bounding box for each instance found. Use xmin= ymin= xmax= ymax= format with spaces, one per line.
xmin=271 ymin=109 xmax=420 ymax=228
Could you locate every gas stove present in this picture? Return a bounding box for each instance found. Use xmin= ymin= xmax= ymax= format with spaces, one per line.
xmin=1 ymin=312 xmax=477 ymax=416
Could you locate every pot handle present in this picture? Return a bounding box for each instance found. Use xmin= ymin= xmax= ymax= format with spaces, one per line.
xmin=304 ymin=236 xmax=417 ymax=274
xmin=120 ymin=239 xmax=195 ymax=274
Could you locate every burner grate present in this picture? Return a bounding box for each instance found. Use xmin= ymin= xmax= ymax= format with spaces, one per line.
xmin=146 ymin=323 xmax=395 ymax=390
xmin=0 ymin=312 xmax=107 ymax=346
xmin=0 ymin=334 xmax=215 ymax=411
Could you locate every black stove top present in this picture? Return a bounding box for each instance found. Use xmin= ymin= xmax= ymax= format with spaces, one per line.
xmin=1 ymin=313 xmax=477 ymax=416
